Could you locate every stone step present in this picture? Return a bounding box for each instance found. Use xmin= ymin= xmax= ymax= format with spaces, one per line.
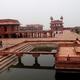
xmin=0 ymin=55 xmax=17 ymax=65
xmin=0 ymin=54 xmax=12 ymax=62
xmin=18 ymin=46 xmax=33 ymax=52
xmin=15 ymin=45 xmax=33 ymax=52
xmin=20 ymin=46 xmax=33 ymax=51
xmin=22 ymin=47 xmax=33 ymax=52
xmin=0 ymin=56 xmax=4 ymax=59
xmin=0 ymin=56 xmax=17 ymax=69
xmin=0 ymin=58 xmax=17 ymax=73
xmin=14 ymin=44 xmax=30 ymax=52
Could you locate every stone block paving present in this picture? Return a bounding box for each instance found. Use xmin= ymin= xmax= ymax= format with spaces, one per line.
xmin=0 ymin=30 xmax=80 ymax=53
xmin=54 ymin=30 xmax=80 ymax=40
xmin=0 ymin=38 xmax=27 ymax=50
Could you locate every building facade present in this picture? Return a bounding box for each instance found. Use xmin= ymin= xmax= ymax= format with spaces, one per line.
xmin=0 ymin=17 xmax=64 ymax=38
xmin=50 ymin=16 xmax=63 ymax=31
xmin=0 ymin=19 xmax=20 ymax=38
xmin=18 ymin=24 xmax=44 ymax=38
xmin=19 ymin=24 xmax=43 ymax=31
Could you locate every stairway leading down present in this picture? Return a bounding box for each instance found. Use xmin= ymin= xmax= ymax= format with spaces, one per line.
xmin=0 ymin=54 xmax=18 ymax=73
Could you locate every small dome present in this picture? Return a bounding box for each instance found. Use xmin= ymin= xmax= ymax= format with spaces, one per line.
xmin=50 ymin=16 xmax=53 ymax=21
xmin=60 ymin=16 xmax=63 ymax=20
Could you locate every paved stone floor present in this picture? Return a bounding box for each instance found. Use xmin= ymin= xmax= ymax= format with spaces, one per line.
xmin=0 ymin=30 xmax=80 ymax=53
xmin=0 ymin=38 xmax=27 ymax=50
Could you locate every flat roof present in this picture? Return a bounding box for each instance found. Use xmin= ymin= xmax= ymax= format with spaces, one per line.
xmin=0 ymin=19 xmax=20 ymax=25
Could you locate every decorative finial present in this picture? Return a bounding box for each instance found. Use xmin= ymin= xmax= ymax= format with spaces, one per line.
xmin=50 ymin=16 xmax=53 ymax=21
xmin=60 ymin=16 xmax=63 ymax=20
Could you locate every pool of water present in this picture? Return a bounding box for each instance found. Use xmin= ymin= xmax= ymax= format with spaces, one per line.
xmin=0 ymin=54 xmax=80 ymax=80
xmin=0 ymin=54 xmax=55 ymax=80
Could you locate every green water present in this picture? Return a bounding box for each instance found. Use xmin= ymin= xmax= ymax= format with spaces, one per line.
xmin=0 ymin=54 xmax=80 ymax=80
xmin=0 ymin=54 xmax=55 ymax=80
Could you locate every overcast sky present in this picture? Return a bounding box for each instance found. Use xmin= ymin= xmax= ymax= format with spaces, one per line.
xmin=0 ymin=0 xmax=80 ymax=29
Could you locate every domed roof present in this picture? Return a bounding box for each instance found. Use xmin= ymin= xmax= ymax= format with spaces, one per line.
xmin=0 ymin=19 xmax=20 ymax=25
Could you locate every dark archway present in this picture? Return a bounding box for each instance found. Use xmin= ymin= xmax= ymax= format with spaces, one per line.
xmin=0 ymin=35 xmax=2 ymax=38
xmin=4 ymin=34 xmax=9 ymax=38
xmin=11 ymin=34 xmax=17 ymax=38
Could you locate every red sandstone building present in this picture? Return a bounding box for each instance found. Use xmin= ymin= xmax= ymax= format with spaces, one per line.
xmin=0 ymin=17 xmax=64 ymax=38
xmin=18 ymin=24 xmax=44 ymax=38
xmin=50 ymin=16 xmax=63 ymax=31
xmin=19 ymin=24 xmax=43 ymax=31
xmin=0 ymin=19 xmax=20 ymax=38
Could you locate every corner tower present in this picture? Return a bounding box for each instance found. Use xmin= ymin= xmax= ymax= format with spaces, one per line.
xmin=50 ymin=16 xmax=64 ymax=31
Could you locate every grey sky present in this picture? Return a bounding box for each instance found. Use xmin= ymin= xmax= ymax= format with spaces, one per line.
xmin=0 ymin=0 xmax=80 ymax=29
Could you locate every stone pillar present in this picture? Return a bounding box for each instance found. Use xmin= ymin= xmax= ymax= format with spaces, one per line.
xmin=38 ymin=33 xmax=39 ymax=38
xmin=28 ymin=32 xmax=30 ymax=38
xmin=36 ymin=32 xmax=38 ymax=38
xmin=32 ymin=32 xmax=33 ymax=38
xmin=34 ymin=33 xmax=36 ymax=38
xmin=41 ymin=32 xmax=43 ymax=38
xmin=16 ymin=33 xmax=19 ymax=38
xmin=27 ymin=32 xmax=28 ymax=38
xmin=25 ymin=33 xmax=27 ymax=38
xmin=29 ymin=32 xmax=31 ymax=38
xmin=33 ymin=33 xmax=34 ymax=38
xmin=30 ymin=33 xmax=32 ymax=38
xmin=0 ymin=40 xmax=3 ymax=47
xmin=33 ymin=57 xmax=40 ymax=66
xmin=49 ymin=31 xmax=52 ymax=37
xmin=18 ymin=56 xmax=22 ymax=63
xmin=39 ymin=33 xmax=41 ymax=38
xmin=46 ymin=32 xmax=47 ymax=38
xmin=29 ymin=33 xmax=30 ymax=38
xmin=44 ymin=32 xmax=47 ymax=38
xmin=22 ymin=33 xmax=24 ymax=38
xmin=17 ymin=56 xmax=24 ymax=66
xmin=32 ymin=54 xmax=40 ymax=67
